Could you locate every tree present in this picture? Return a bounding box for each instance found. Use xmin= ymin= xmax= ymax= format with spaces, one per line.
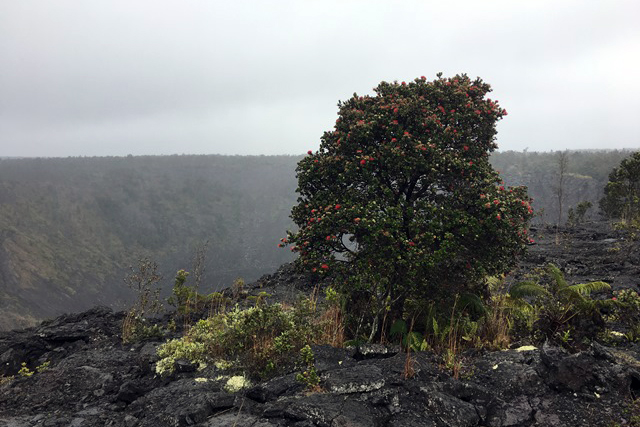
xmin=567 ymin=201 xmax=592 ymax=226
xmin=554 ymin=150 xmax=569 ymax=226
xmin=554 ymin=150 xmax=569 ymax=244
xmin=124 ymin=257 xmax=162 ymax=318
xmin=283 ymin=74 xmax=534 ymax=341
xmin=600 ymin=151 xmax=640 ymax=221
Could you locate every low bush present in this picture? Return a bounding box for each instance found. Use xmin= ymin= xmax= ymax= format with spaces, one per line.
xmin=608 ymin=288 xmax=640 ymax=342
xmin=122 ymin=312 xmax=164 ymax=344
xmin=296 ymin=345 xmax=320 ymax=390
xmin=156 ymin=301 xmax=317 ymax=380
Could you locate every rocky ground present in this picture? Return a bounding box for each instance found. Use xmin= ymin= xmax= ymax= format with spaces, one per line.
xmin=512 ymin=221 xmax=639 ymax=290
xmin=1 ymin=221 xmax=639 ymax=427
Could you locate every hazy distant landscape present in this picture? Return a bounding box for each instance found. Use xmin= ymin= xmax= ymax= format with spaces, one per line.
xmin=0 ymin=149 xmax=633 ymax=330
xmin=0 ymin=155 xmax=301 ymax=329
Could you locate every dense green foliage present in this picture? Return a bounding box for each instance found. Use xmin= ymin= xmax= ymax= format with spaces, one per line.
xmin=285 ymin=75 xmax=534 ymax=339
xmin=600 ymin=151 xmax=640 ymax=221
xmin=156 ymin=301 xmax=318 ymax=379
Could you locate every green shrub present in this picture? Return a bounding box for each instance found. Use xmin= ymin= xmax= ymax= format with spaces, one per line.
xmin=167 ymin=269 xmax=194 ymax=314
xmin=609 ymin=288 xmax=640 ymax=342
xmin=18 ymin=362 xmax=33 ymax=377
xmin=296 ymin=345 xmax=320 ymax=390
xmin=36 ymin=361 xmax=50 ymax=373
xmin=156 ymin=302 xmax=317 ymax=379
xmin=122 ymin=313 xmax=164 ymax=344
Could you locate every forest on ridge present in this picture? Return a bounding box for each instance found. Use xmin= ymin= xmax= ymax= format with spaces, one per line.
xmin=0 ymin=149 xmax=634 ymax=330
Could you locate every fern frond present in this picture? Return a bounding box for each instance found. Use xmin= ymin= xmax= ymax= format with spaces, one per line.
xmin=390 ymin=319 xmax=407 ymax=339
xmin=567 ymin=281 xmax=611 ymax=296
xmin=502 ymin=295 xmax=534 ymax=313
xmin=546 ymin=264 xmax=568 ymax=290
xmin=509 ymin=281 xmax=550 ymax=299
xmin=459 ymin=293 xmax=486 ymax=316
xmin=404 ymin=331 xmax=424 ymax=351
xmin=484 ymin=275 xmax=504 ymax=292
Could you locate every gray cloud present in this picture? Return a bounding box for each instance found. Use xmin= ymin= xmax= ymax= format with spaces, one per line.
xmin=1 ymin=0 xmax=639 ymax=157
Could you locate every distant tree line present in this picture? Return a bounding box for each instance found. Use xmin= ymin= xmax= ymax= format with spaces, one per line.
xmin=490 ymin=149 xmax=635 ymax=224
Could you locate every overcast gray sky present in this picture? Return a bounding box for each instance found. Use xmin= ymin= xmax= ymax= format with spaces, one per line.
xmin=1 ymin=0 xmax=638 ymax=157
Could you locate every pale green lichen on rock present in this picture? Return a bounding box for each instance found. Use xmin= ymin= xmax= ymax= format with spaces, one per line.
xmin=225 ymin=375 xmax=251 ymax=393
xmin=18 ymin=362 xmax=34 ymax=377
xmin=214 ymin=360 xmax=233 ymax=370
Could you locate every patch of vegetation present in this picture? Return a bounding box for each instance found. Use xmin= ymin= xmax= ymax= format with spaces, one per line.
xmin=388 ymin=292 xmax=505 ymax=378
xmin=16 ymin=361 xmax=49 ymax=378
xmin=607 ymin=288 xmax=640 ymax=342
xmin=18 ymin=363 xmax=33 ymax=378
xmin=509 ymin=264 xmax=611 ymax=347
xmin=156 ymin=299 xmax=332 ymax=380
xmin=148 ymin=78 xmax=639 ymax=391
xmin=122 ymin=258 xmax=164 ymax=343
xmin=567 ymin=201 xmax=592 ymax=226
xmin=600 ymin=151 xmax=640 ymax=221
xmin=122 ymin=313 xmax=165 ymax=344
xmin=0 ymin=375 xmax=14 ymax=385
xmin=296 ymin=345 xmax=320 ymax=390
xmin=224 ymin=375 xmax=251 ymax=393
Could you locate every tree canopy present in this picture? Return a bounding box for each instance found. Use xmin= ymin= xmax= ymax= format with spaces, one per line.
xmin=284 ymin=74 xmax=534 ymax=339
xmin=600 ymin=151 xmax=640 ymax=221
